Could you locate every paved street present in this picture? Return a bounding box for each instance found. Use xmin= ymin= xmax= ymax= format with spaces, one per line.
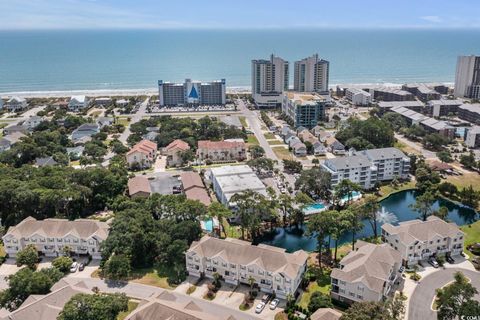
xmin=408 ymin=268 xmax=480 ymax=320
xmin=394 ymin=133 xmax=436 ymax=159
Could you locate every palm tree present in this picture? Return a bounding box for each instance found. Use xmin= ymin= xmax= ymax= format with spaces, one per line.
xmin=360 ymin=195 xmax=380 ymax=239
xmin=334 ymin=179 xmax=361 ymax=208
xmin=278 ymin=194 xmax=293 ymax=227
xmin=342 ymin=207 xmax=364 ymax=250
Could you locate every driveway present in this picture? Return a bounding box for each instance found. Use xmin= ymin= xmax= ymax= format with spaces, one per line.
xmin=408 ymin=267 xmax=480 ymax=320
xmin=0 ymin=259 xmax=23 ymax=289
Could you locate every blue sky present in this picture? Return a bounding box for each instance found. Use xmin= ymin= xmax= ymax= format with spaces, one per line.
xmin=1 ymin=0 xmax=479 ymax=30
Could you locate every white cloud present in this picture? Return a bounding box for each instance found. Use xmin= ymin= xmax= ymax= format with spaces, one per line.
xmin=420 ymin=15 xmax=442 ymax=23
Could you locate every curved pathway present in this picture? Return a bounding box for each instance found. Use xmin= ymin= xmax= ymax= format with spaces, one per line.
xmin=408 ymin=268 xmax=480 ymax=320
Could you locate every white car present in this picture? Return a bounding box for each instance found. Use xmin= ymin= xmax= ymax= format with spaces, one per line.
xmin=70 ymin=262 xmax=78 ymax=273
xmin=269 ymin=298 xmax=280 ymax=310
xmin=255 ymin=302 xmax=266 ymax=314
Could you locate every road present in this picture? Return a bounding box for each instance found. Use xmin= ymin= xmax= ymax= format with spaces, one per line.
xmin=394 ymin=133 xmax=436 ymax=159
xmin=408 ymin=268 xmax=480 ymax=320
xmin=236 ymin=99 xmax=279 ymax=162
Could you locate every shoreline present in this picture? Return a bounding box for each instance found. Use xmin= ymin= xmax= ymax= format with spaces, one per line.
xmin=0 ymin=82 xmax=454 ymax=98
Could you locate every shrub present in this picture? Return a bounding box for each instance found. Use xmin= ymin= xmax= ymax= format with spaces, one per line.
xmin=16 ymin=245 xmax=39 ymax=269
xmin=52 ymin=256 xmax=73 ymax=273
xmin=186 ymin=285 xmax=196 ymax=295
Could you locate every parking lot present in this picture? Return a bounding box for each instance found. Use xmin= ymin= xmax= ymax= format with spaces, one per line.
xmin=175 ymin=278 xmax=285 ymax=319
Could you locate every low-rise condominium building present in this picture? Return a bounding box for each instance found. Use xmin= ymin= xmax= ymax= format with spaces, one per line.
xmin=186 ymin=235 xmax=308 ymax=298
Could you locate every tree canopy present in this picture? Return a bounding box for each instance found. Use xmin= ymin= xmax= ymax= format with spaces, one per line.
xmin=335 ymin=117 xmax=395 ymax=150
xmin=58 ymin=293 xmax=129 ymax=320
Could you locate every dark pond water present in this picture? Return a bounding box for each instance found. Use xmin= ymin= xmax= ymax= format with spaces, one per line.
xmin=260 ymin=190 xmax=478 ymax=252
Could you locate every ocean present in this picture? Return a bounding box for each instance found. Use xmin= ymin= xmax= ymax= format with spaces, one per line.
xmin=0 ymin=29 xmax=479 ymax=93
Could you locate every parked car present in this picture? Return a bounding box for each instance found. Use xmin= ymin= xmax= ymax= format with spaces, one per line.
xmin=269 ymin=298 xmax=280 ymax=310
xmin=70 ymin=262 xmax=78 ymax=273
xmin=78 ymin=263 xmax=85 ymax=271
xmin=428 ymin=258 xmax=439 ymax=268
xmin=255 ymin=302 xmax=266 ymax=314
xmin=398 ymin=266 xmax=405 ymax=273
xmin=446 ymin=256 xmax=455 ymax=264
xmin=261 ymin=293 xmax=272 ymax=303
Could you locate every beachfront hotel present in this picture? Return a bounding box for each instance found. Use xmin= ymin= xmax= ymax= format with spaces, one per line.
xmin=251 ymin=54 xmax=289 ymax=108
xmin=186 ymin=235 xmax=308 ymax=298
xmin=454 ymin=55 xmax=480 ymax=100
xmin=293 ymin=54 xmax=330 ymax=94
xmin=158 ymin=78 xmax=226 ymax=107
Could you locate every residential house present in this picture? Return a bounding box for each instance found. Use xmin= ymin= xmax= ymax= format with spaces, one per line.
xmin=210 ymin=165 xmax=267 ymax=206
xmin=313 ymin=141 xmax=327 ymax=156
xmin=186 ymin=235 xmax=308 ymax=298
xmin=94 ymin=97 xmax=112 ymax=107
xmin=292 ymin=141 xmax=307 ymax=156
xmin=325 ymin=136 xmax=345 ymax=154
xmin=68 ymin=95 xmax=89 ymax=112
xmin=330 ymin=241 xmax=402 ymax=304
xmin=5 ymin=97 xmax=27 ymax=112
xmin=126 ymin=140 xmax=158 ymax=169
xmin=382 ymin=216 xmax=464 ymax=266
xmin=3 ymin=124 xmax=28 ymax=136
xmin=164 ymin=139 xmax=190 ymax=167
xmin=196 ymin=140 xmax=246 ymax=162
xmin=128 ymin=176 xmax=152 ymax=198
xmin=0 ymin=132 xmax=26 ymax=152
xmin=2 ymin=217 xmax=109 ymax=259
xmin=35 ymin=156 xmax=58 ymax=167
xmin=23 ymin=116 xmax=44 ymax=131
xmin=96 ymin=116 xmax=114 ymax=128
xmin=143 ymin=131 xmax=159 ymax=141
xmin=116 ymin=99 xmax=129 ymax=107
xmin=71 ymin=123 xmax=100 ymax=141
xmin=181 ymin=172 xmax=211 ymax=206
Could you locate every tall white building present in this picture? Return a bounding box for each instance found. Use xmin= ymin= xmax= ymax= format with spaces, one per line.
xmin=158 ymin=79 xmax=226 ymax=107
xmin=294 ymin=54 xmax=329 ymax=94
xmin=454 ymin=55 xmax=480 ymax=99
xmin=251 ymin=54 xmax=289 ymax=108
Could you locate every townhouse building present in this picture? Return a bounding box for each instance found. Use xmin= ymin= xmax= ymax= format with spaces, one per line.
xmin=186 ymin=236 xmax=308 ymax=299
xmin=196 ymin=140 xmax=246 ymax=163
xmin=331 ymin=241 xmax=402 ymax=304
xmin=126 ymin=139 xmax=158 ymax=169
xmin=163 ymin=139 xmax=190 ymax=167
xmin=2 ymin=217 xmax=109 ymax=259
xmin=381 ymin=216 xmax=465 ymax=266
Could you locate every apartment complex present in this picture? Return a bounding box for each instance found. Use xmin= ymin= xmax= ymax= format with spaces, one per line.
xmin=454 ymin=55 xmax=480 ymax=99
xmin=377 ymin=101 xmax=425 ymax=114
xmin=186 ymin=235 xmax=308 ymax=298
xmin=465 ymin=126 xmax=480 ymax=148
xmin=391 ymin=106 xmax=456 ymax=138
xmin=210 ymin=165 xmax=267 ymax=206
xmin=251 ymin=54 xmax=289 ymax=108
xmin=2 ymin=217 xmax=109 ymax=259
xmin=458 ymin=103 xmax=480 ymax=124
xmin=158 ymin=78 xmax=226 ymax=106
xmin=196 ymin=139 xmax=246 ymax=162
xmin=402 ymin=83 xmax=441 ymax=101
xmin=382 ymin=216 xmax=464 ymax=266
xmin=293 ymin=54 xmax=329 ymax=94
xmin=126 ymin=139 xmax=158 ymax=169
xmin=321 ymin=147 xmax=410 ymax=189
xmin=345 ymin=88 xmax=372 ymax=106
xmin=371 ymin=87 xmax=414 ymax=101
xmin=426 ymin=99 xmax=464 ymax=117
xmin=282 ymin=92 xmax=327 ymax=128
xmin=331 ymin=241 xmax=401 ymax=304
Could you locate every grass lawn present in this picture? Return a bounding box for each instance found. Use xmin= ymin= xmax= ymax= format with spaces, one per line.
xmin=298 ymin=269 xmax=332 ymax=309
xmin=394 ymin=141 xmax=421 ymax=155
xmin=0 ymin=243 xmax=6 ymax=258
xmin=117 ymin=300 xmax=139 ymax=320
xmin=239 ymin=116 xmax=248 ymax=128
xmin=116 ymin=118 xmax=131 ymax=126
xmin=268 ymin=140 xmax=284 ymax=146
xmin=272 ymin=147 xmax=293 ymax=160
xmin=444 ymin=170 xmax=480 ymax=192
xmin=247 ymin=134 xmax=259 ymax=145
xmin=376 ymin=180 xmax=416 ymax=201
xmin=461 ymin=220 xmax=480 ymax=259
xmin=222 ymin=219 xmax=242 ymax=239
xmin=130 ymin=267 xmax=175 ymax=289
xmin=264 ymin=132 xmax=276 ymax=140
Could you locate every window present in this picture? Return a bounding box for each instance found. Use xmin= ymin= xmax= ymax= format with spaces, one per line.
xmin=349 ymin=292 xmax=355 ymax=297
xmin=187 ymin=256 xmax=193 ymax=260
xmin=222 ymin=263 xmax=227 ymax=268
xmin=240 ymin=265 xmax=246 ymax=270
xmin=357 ymin=295 xmax=363 ymax=299
xmin=230 ymin=263 xmax=236 ymax=268
xmin=248 ymin=268 xmax=254 ymax=273
xmin=258 ymin=270 xmax=264 ymax=275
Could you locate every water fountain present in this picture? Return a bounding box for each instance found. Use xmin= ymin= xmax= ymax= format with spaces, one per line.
xmin=376 ymin=207 xmax=399 ymax=225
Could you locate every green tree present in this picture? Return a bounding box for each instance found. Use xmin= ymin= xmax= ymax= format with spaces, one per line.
xmin=308 ymin=292 xmax=333 ymax=313
xmin=0 ymin=267 xmax=63 ymax=311
xmin=207 ymin=202 xmax=232 ymax=238
xmin=103 ymin=254 xmax=131 ymax=280
xmin=308 ymin=211 xmax=334 ymax=269
xmin=336 ymin=117 xmax=395 ymax=149
xmin=334 ymin=179 xmax=361 ymax=207
xmin=434 ymin=206 xmax=449 ymax=221
xmin=459 ymin=151 xmax=477 ymax=169
xmin=437 ymin=150 xmax=453 ymax=163
xmin=414 ymin=164 xmax=440 ymax=193
xmin=16 ymin=244 xmax=38 ymax=269
xmin=410 ymin=189 xmax=436 ymax=221
xmin=438 ymin=182 xmax=458 ymax=197
xmin=342 ymin=207 xmax=364 ymax=250
xmin=282 ymin=159 xmax=303 ymax=174
xmin=436 ymin=272 xmax=480 ymax=320
xmin=423 ymin=133 xmax=450 ymax=151
xmin=340 ymin=301 xmax=388 ymax=320
xmin=247 ymin=157 xmax=275 ymax=174
xmin=230 ymin=190 xmax=264 ymax=241
xmin=52 ymin=256 xmax=73 ymax=274
xmin=295 ymin=167 xmax=332 ymax=201
xmin=360 ymin=195 xmax=380 ymax=239
xmin=458 ymin=185 xmax=480 ymax=208
xmin=58 ymin=293 xmax=129 ymax=320
xmin=249 ymin=145 xmax=265 ymax=159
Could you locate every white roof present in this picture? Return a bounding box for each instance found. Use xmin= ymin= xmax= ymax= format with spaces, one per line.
xmin=70 ymin=95 xmax=86 ymax=103
xmin=211 ymin=165 xmax=267 ymax=202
